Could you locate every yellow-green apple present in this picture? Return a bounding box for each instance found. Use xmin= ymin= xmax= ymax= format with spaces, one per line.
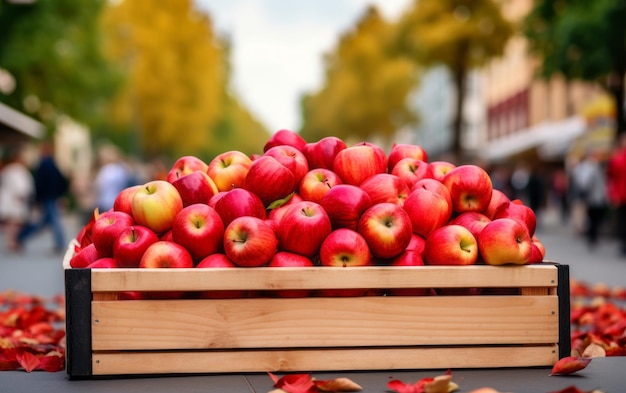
xmin=298 ymin=168 xmax=342 ymax=204
xmin=319 ymin=184 xmax=372 ymax=230
xmin=166 ymin=155 xmax=209 ymax=183
xmin=442 ymin=164 xmax=493 ymax=213
xmin=206 ymin=150 xmax=252 ymax=191
xmin=276 ymin=201 xmax=332 ymax=257
xmin=243 ymin=155 xmax=297 ymax=206
xmin=450 ymin=212 xmax=491 ymax=241
xmin=429 ymin=160 xmax=456 ymax=182
xmin=332 ymin=143 xmax=386 ymax=186
xmin=412 ymin=178 xmax=452 ymax=207
xmin=69 ymin=243 xmax=102 ymax=268
xmin=112 ymin=225 xmax=159 ymax=268
xmin=171 ymin=203 xmax=225 ymax=261
xmin=302 ymin=136 xmax=347 ymax=170
xmin=424 ymin=224 xmax=478 ymax=265
xmin=214 ymin=188 xmax=266 ymax=227
xmin=360 ymin=173 xmax=410 ymax=206
xmin=357 ymin=202 xmax=412 ymax=259
xmin=113 ymin=185 xmax=142 ymax=218
xmin=391 ymin=158 xmax=432 ymax=189
xmin=196 ymin=253 xmax=248 ymax=299
xmin=403 ymin=187 xmax=452 ymax=237
xmin=223 ymin=216 xmax=278 ymax=267
xmin=478 ymin=218 xmax=532 ymax=265
xmin=387 ymin=143 xmax=428 ymax=172
xmin=388 ymin=250 xmax=431 ymax=296
xmin=91 ymin=211 xmax=135 ymax=257
xmin=87 ymin=257 xmax=118 ymax=268
xmin=263 ymin=128 xmax=307 ymax=152
xmin=171 ymin=170 xmax=219 ymax=207
xmin=264 ymin=145 xmax=309 ymax=185
xmin=267 ymin=251 xmax=315 ymax=298
xmin=139 ymin=240 xmax=194 ymax=268
xmin=319 ymin=228 xmax=372 ymax=267
xmin=528 ymin=235 xmax=546 ymax=264
xmin=483 ymin=188 xmax=511 ymax=219
xmin=406 ymin=233 xmax=426 ymax=254
xmin=132 ymin=180 xmax=183 ymax=234
xmin=494 ymin=199 xmax=537 ymax=236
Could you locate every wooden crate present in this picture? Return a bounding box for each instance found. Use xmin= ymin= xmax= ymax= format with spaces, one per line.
xmin=63 ymin=243 xmax=570 ymax=378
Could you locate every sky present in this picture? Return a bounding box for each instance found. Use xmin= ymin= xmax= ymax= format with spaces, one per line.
xmin=195 ymin=0 xmax=413 ymax=134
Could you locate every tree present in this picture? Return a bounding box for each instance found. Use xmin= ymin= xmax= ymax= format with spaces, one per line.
xmin=397 ymin=0 xmax=513 ymax=160
xmin=300 ymin=6 xmax=418 ymax=144
xmin=0 ymin=0 xmax=119 ymax=132
xmin=524 ymin=0 xmax=626 ymax=139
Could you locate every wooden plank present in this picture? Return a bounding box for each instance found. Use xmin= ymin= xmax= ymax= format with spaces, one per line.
xmin=92 ymin=296 xmax=559 ymax=351
xmin=91 ymin=345 xmax=559 ymax=375
xmin=90 ymin=264 xmax=559 ymax=292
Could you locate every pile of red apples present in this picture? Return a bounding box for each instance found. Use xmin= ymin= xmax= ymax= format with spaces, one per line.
xmin=70 ymin=129 xmax=545 ymax=284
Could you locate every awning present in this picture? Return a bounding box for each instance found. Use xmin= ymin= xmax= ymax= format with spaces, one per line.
xmin=483 ymin=116 xmax=587 ymax=162
xmin=0 ymin=102 xmax=45 ymax=145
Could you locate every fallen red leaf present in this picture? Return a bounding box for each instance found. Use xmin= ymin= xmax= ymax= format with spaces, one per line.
xmin=549 ymin=356 xmax=591 ymax=376
xmin=314 ymin=377 xmax=362 ymax=392
xmin=269 ymin=373 xmax=317 ymax=393
xmin=16 ymin=350 xmax=40 ymax=373
xmin=36 ymin=352 xmax=64 ymax=372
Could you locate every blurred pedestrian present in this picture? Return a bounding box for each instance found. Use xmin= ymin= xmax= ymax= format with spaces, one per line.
xmin=571 ymin=149 xmax=608 ymax=249
xmin=551 ymin=168 xmax=570 ymax=224
xmin=94 ymin=144 xmax=131 ymax=213
xmin=606 ymin=133 xmax=626 ymax=257
xmin=17 ymin=141 xmax=70 ymax=254
xmin=0 ymin=145 xmax=35 ymax=252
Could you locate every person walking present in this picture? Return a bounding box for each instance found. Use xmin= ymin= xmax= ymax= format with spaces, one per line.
xmin=94 ymin=144 xmax=131 ymax=213
xmin=17 ymin=142 xmax=70 ymax=254
xmin=0 ymin=145 xmax=35 ymax=252
xmin=607 ymin=133 xmax=626 ymax=257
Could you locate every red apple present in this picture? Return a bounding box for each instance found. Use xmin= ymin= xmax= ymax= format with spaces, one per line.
xmin=171 ymin=203 xmax=225 ymax=261
xmin=139 ymin=240 xmax=194 ymax=268
xmin=171 ymin=170 xmax=219 ymax=207
xmin=478 ymin=218 xmax=532 ymax=265
xmin=319 ymin=228 xmax=372 ymax=267
xmin=391 ymin=158 xmax=432 ymax=189
xmin=264 ymin=145 xmax=309 ymax=185
xmin=214 ymin=188 xmax=267 ymax=227
xmin=449 ymin=212 xmax=491 ymax=241
xmin=208 ymin=191 xmax=226 ymax=208
xmin=223 ymin=216 xmax=278 ymax=267
xmin=166 ymin=155 xmax=209 ymax=183
xmin=206 ymin=150 xmax=252 ymax=192
xmin=91 ymin=211 xmax=135 ymax=257
xmin=357 ymin=202 xmax=412 ymax=259
xmin=332 ymin=143 xmax=386 ymax=186
xmin=387 ymin=143 xmax=428 ymax=172
xmin=406 ymin=233 xmax=426 ymax=254
xmin=424 ymin=224 xmax=478 ymax=266
xmin=267 ymin=251 xmax=315 ymax=298
xmin=528 ymin=235 xmax=546 ymax=264
xmin=87 ymin=257 xmax=118 ymax=268
xmin=113 ymin=185 xmax=142 ymax=218
xmin=412 ymin=178 xmax=452 ymax=207
xmin=403 ymin=187 xmax=452 ymax=237
xmin=276 ymin=201 xmax=332 ymax=257
xmin=359 ymin=173 xmax=410 ymax=206
xmin=319 ymin=184 xmax=372 ymax=230
xmin=266 ymin=193 xmax=303 ymax=224
xmin=196 ymin=253 xmax=248 ymax=299
xmin=442 ymin=164 xmax=493 ymax=213
xmin=242 ymin=155 xmax=297 ymax=206
xmin=298 ymin=168 xmax=342 ymax=204
xmin=484 ymin=188 xmax=511 ymax=219
xmin=263 ymin=129 xmax=307 ymax=152
xmin=302 ymin=136 xmax=347 ymax=170
xmin=113 ymin=225 xmax=159 ymax=268
xmin=132 ymin=180 xmax=183 ymax=234
xmin=494 ymin=199 xmax=537 ymax=237
xmin=69 ymin=243 xmax=102 ymax=268
xmin=429 ymin=161 xmax=456 ymax=182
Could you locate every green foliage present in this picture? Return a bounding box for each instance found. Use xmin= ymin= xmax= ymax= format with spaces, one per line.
xmin=524 ymin=0 xmax=626 ymax=135
xmin=300 ymin=6 xmax=418 ymax=144
xmin=0 ymin=0 xmax=120 ymax=132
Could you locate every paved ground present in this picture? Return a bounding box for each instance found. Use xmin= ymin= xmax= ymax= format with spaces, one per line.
xmin=1 ymin=208 xmax=626 ymax=299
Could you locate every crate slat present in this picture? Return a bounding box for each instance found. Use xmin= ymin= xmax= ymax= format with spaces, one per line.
xmin=91 ymin=345 xmax=559 ymax=375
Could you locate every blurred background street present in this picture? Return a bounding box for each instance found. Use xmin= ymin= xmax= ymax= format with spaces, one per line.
xmin=1 ymin=207 xmax=625 ymax=299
